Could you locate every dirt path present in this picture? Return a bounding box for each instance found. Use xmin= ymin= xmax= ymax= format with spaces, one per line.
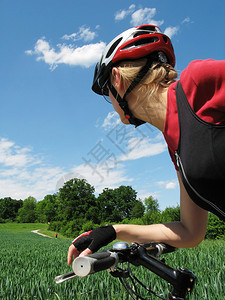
xmin=31 ymin=229 xmax=52 ymax=238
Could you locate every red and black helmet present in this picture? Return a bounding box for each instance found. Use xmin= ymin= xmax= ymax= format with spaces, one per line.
xmin=92 ymin=24 xmax=175 ymax=96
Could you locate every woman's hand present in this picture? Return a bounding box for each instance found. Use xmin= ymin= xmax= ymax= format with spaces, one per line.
xmin=67 ymin=225 xmax=116 ymax=265
xmin=67 ymin=244 xmax=92 ymax=265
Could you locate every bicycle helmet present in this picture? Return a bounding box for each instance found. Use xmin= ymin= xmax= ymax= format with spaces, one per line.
xmin=92 ymin=25 xmax=175 ymax=127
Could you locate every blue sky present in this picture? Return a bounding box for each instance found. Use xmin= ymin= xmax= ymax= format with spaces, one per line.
xmin=0 ymin=0 xmax=224 ymax=210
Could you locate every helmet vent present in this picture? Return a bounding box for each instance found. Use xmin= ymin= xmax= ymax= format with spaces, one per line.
xmin=163 ymin=36 xmax=168 ymax=43
xmin=133 ymin=31 xmax=151 ymax=38
xmin=138 ymin=25 xmax=159 ymax=32
xmin=106 ymin=37 xmax=123 ymax=58
xmin=121 ymin=37 xmax=159 ymax=50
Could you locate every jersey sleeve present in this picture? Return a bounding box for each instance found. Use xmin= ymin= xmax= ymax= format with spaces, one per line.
xmin=180 ymin=59 xmax=225 ymax=124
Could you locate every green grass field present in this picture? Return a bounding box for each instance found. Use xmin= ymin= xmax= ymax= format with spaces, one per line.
xmin=0 ymin=223 xmax=224 ymax=299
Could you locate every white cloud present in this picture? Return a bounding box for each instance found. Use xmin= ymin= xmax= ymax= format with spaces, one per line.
xmin=0 ymin=166 xmax=62 ymax=201
xmin=0 ymin=137 xmax=133 ymax=200
xmin=0 ymin=138 xmax=38 ymax=168
xmin=102 ymin=111 xmax=121 ymax=130
xmin=56 ymin=133 xmax=167 ymax=194
xmin=26 ymin=38 xmax=106 ymax=70
xmin=114 ymin=5 xmax=181 ymax=42
xmin=130 ymin=8 xmax=164 ymax=27
xmin=157 ymin=180 xmax=178 ymax=190
xmin=0 ymin=134 xmax=172 ymax=201
xmin=164 ymin=26 xmax=179 ymax=38
xmin=62 ymin=26 xmax=96 ymax=42
xmin=115 ymin=4 xmax=136 ymax=21
xmin=119 ymin=136 xmax=167 ymax=161
xmin=166 ymin=181 xmax=177 ymax=189
xmin=137 ymin=190 xmax=159 ymax=202
xmin=70 ymin=162 xmax=132 ymax=194
xmin=26 ymin=25 xmax=105 ymax=70
xmin=181 ymin=17 xmax=191 ymax=24
xmin=62 ymin=33 xmax=77 ymax=41
xmin=0 ymin=138 xmax=63 ymax=200
xmin=114 ymin=5 xmax=164 ymax=27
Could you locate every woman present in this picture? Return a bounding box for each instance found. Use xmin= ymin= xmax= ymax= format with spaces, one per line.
xmin=67 ymin=25 xmax=225 ymax=265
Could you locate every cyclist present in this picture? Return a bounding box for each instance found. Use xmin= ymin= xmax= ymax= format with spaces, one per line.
xmin=67 ymin=25 xmax=225 ymax=265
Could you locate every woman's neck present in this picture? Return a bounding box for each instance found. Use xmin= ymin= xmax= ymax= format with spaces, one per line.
xmin=127 ymin=88 xmax=168 ymax=132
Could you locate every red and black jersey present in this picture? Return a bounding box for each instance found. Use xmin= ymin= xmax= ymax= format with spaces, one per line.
xmin=164 ymin=59 xmax=225 ymax=170
xmin=163 ymin=60 xmax=225 ymax=220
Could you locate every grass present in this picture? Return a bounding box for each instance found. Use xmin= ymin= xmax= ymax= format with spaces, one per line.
xmin=0 ymin=223 xmax=67 ymax=239
xmin=0 ymin=222 xmax=48 ymax=232
xmin=0 ymin=223 xmax=224 ymax=299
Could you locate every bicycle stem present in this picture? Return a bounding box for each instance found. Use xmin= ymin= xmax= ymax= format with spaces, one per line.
xmin=128 ymin=244 xmax=196 ymax=299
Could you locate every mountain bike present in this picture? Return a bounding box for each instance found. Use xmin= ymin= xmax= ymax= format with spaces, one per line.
xmin=55 ymin=242 xmax=196 ymax=300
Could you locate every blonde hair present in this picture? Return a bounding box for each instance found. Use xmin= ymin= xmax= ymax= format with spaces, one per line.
xmin=114 ymin=59 xmax=178 ymax=99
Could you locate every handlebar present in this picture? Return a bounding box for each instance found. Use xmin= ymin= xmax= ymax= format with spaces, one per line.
xmin=73 ymin=251 xmax=119 ymax=277
xmin=55 ymin=242 xmax=196 ymax=300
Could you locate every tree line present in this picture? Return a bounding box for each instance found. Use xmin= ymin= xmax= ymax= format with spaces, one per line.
xmin=0 ymin=178 xmax=224 ymax=239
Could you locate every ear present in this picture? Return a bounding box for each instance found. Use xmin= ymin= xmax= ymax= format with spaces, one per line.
xmin=111 ymin=67 xmax=122 ymax=89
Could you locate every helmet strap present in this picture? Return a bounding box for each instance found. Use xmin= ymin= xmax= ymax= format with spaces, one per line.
xmin=108 ymin=57 xmax=156 ymax=127
xmin=108 ymin=82 xmax=146 ymax=127
xmin=123 ymin=57 xmax=155 ymax=99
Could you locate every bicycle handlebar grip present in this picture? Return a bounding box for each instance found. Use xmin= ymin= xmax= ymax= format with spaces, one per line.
xmin=72 ymin=251 xmax=119 ymax=277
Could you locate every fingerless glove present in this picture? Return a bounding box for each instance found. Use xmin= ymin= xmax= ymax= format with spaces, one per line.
xmin=72 ymin=225 xmax=116 ymax=253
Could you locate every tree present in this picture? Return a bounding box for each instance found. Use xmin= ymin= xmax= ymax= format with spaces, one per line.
xmin=97 ymin=186 xmax=138 ymax=223
xmin=114 ymin=186 xmax=137 ymax=220
xmin=35 ymin=194 xmax=57 ymax=223
xmin=56 ymin=178 xmax=97 ymax=222
xmin=43 ymin=194 xmax=57 ymax=222
xmin=161 ymin=206 xmax=180 ymax=223
xmin=205 ymin=213 xmax=225 ymax=239
xmin=130 ymin=200 xmax=145 ymax=219
xmin=143 ymin=196 xmax=161 ymax=224
xmin=0 ymin=197 xmax=23 ymax=221
xmin=97 ymin=188 xmax=117 ymax=223
xmin=17 ymin=196 xmax=37 ymax=223
xmin=144 ymin=196 xmax=160 ymax=213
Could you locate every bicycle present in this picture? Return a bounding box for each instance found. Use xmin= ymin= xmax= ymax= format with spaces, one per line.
xmin=55 ymin=242 xmax=196 ymax=300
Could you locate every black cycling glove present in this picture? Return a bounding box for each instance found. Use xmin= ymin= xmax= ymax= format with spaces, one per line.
xmin=72 ymin=225 xmax=116 ymax=253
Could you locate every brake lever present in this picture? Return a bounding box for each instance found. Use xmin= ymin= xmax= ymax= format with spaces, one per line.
xmin=55 ymin=271 xmax=77 ymax=284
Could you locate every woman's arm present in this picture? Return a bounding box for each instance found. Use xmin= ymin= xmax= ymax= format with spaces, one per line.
xmin=113 ymin=171 xmax=208 ymax=248
xmin=67 ymin=172 xmax=208 ymax=264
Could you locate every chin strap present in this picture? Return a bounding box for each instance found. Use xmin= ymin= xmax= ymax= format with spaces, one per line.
xmin=108 ymin=57 xmax=159 ymax=127
xmin=108 ymin=82 xmax=145 ymax=127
